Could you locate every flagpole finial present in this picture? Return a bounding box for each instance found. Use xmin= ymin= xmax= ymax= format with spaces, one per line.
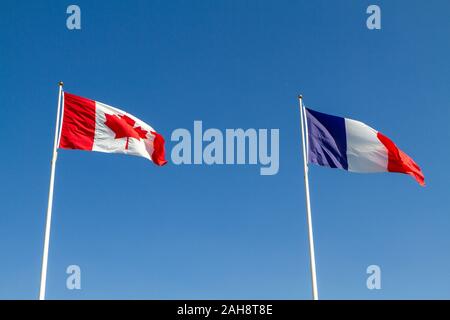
xmin=58 ymin=81 xmax=64 ymax=87
xmin=298 ymin=94 xmax=303 ymax=100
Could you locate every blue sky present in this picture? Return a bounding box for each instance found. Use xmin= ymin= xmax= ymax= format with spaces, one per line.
xmin=0 ymin=0 xmax=449 ymax=299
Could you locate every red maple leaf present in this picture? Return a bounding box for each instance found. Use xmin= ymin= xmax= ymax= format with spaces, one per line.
xmin=104 ymin=113 xmax=148 ymax=150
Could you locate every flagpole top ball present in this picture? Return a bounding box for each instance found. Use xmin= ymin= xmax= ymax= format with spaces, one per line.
xmin=59 ymin=81 xmax=64 ymax=87
xmin=298 ymin=94 xmax=303 ymax=100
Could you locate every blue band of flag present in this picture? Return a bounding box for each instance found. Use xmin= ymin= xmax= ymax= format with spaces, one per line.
xmin=305 ymin=108 xmax=348 ymax=170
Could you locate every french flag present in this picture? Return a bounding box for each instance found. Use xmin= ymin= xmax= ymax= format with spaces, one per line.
xmin=305 ymin=108 xmax=425 ymax=186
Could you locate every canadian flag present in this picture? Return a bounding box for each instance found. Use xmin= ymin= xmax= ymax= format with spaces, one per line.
xmin=59 ymin=92 xmax=167 ymax=166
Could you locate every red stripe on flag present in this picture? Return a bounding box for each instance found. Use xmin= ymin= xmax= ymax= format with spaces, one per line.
xmin=59 ymin=92 xmax=96 ymax=151
xmin=150 ymin=131 xmax=168 ymax=166
xmin=377 ymin=132 xmax=425 ymax=186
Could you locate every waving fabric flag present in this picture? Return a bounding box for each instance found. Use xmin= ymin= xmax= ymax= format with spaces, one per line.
xmin=305 ymin=108 xmax=424 ymax=186
xmin=59 ymin=92 xmax=167 ymax=166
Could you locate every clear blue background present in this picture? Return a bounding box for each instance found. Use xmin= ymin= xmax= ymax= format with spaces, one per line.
xmin=0 ymin=0 xmax=449 ymax=299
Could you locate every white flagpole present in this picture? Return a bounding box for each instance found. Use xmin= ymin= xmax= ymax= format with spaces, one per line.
xmin=298 ymin=95 xmax=319 ymax=300
xmin=39 ymin=81 xmax=64 ymax=300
